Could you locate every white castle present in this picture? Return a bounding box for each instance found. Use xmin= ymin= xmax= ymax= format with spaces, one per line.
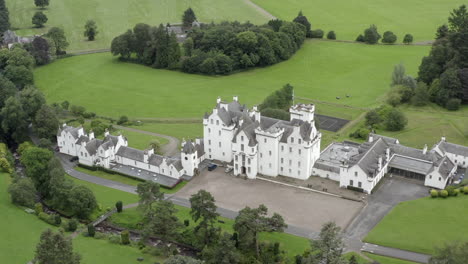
xmin=57 ymin=96 xmax=468 ymax=193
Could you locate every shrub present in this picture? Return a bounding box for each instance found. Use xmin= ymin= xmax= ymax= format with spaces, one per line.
xmin=464 ymin=186 xmax=468 ymax=194
xmin=94 ymin=232 xmax=107 ymax=240
xmin=54 ymin=214 xmax=62 ymax=226
xmin=446 ymin=98 xmax=461 ymax=111
xmin=384 ymin=108 xmax=407 ymax=131
xmin=382 ymin=31 xmax=397 ymax=44
xmin=453 ymin=188 xmax=460 ymax=196
xmin=439 ymin=190 xmax=448 ymax=198
xmin=66 ymin=218 xmax=78 ymax=232
xmin=70 ymin=105 xmax=86 ymax=116
xmin=310 ymin=29 xmax=324 ymax=38
xmin=82 ymin=112 xmax=96 ymax=118
xmin=445 ymin=186 xmax=457 ymax=196
xmin=356 ymin=34 xmax=365 ymax=42
xmin=88 ymin=224 xmax=95 ymax=237
xmin=108 ymin=234 xmax=121 ymax=244
xmin=38 ymin=212 xmax=54 ymax=225
xmin=349 ymin=127 xmax=370 ymax=139
xmin=117 ymin=115 xmax=129 ymax=125
xmin=121 ymin=230 xmax=130 ymax=245
xmin=363 ymin=24 xmax=381 ymax=44
xmin=8 ymin=177 xmax=37 ymax=207
xmin=184 ymin=219 xmax=190 ymax=227
xmin=115 ymin=200 xmax=123 ymax=213
xmin=326 ymin=31 xmax=336 ymax=40
xmin=430 ymin=189 xmax=438 ymax=198
xmin=35 ymin=203 xmax=43 ymax=215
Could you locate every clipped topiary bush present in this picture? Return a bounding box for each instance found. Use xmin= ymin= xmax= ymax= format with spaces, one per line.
xmin=310 ymin=29 xmax=324 ymax=38
xmin=184 ymin=219 xmax=190 ymax=227
xmin=54 ymin=214 xmax=62 ymax=226
xmin=463 ymin=186 xmax=468 ymax=194
xmin=453 ymin=188 xmax=460 ymax=196
xmin=121 ymin=230 xmax=130 ymax=245
xmin=439 ymin=189 xmax=448 ymax=198
xmin=116 ymin=200 xmax=123 ymax=213
xmin=445 ymin=186 xmax=457 ymax=196
xmin=66 ymin=218 xmax=78 ymax=232
xmin=430 ymin=189 xmax=438 ymax=198
xmin=88 ymin=224 xmax=95 ymax=237
xmin=326 ymin=31 xmax=336 ymax=40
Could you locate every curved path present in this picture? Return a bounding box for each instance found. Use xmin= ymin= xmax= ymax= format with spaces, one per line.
xmin=113 ymin=125 xmax=180 ymax=157
xmin=244 ymin=0 xmax=276 ymax=20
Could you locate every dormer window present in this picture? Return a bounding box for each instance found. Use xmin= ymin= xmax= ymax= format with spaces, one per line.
xmin=210 ymin=119 xmax=213 ymax=124
xmin=291 ymin=137 xmax=294 ymax=143
xmin=299 ymin=139 xmax=302 ymax=144
xmin=216 ymin=120 xmax=219 ymax=125
xmin=241 ymin=136 xmax=244 ymax=141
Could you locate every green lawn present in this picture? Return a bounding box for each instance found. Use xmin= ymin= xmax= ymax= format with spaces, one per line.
xmin=35 ymin=40 xmax=428 ymax=119
xmin=253 ymin=0 xmax=466 ymax=42
xmin=7 ymin=0 xmax=269 ymax=52
xmin=132 ymin=123 xmax=203 ymax=141
xmin=111 ymin=205 xmax=310 ymax=258
xmin=115 ymin=129 xmax=170 ymax=150
xmin=364 ymin=253 xmax=419 ymax=264
xmin=364 ymin=194 xmax=468 ymax=254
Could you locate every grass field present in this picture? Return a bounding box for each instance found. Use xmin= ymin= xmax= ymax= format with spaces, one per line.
xmin=364 ymin=194 xmax=468 ymax=254
xmin=35 ymin=40 xmax=428 ymax=118
xmin=363 ymin=253 xmax=419 ymax=264
xmin=132 ymin=123 xmax=203 ymax=141
xmin=111 ymin=205 xmax=310 ymax=258
xmin=253 ymin=0 xmax=466 ymax=42
xmin=7 ymin=0 xmax=269 ymax=52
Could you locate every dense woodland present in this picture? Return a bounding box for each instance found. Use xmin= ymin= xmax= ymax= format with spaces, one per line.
xmin=417 ymin=5 xmax=468 ymax=110
xmin=111 ymin=9 xmax=308 ymax=75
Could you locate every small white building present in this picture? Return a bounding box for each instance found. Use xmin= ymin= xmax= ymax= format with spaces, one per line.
xmin=203 ymin=96 xmax=321 ymax=180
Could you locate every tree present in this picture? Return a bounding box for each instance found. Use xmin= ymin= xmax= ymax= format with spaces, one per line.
xmin=132 ymin=23 xmax=151 ymax=59
xmin=32 ymin=12 xmax=48 ymax=28
xmin=4 ymin=65 xmax=34 ymax=88
xmin=34 ymin=229 xmax=81 ymax=264
xmin=136 ymin=181 xmax=164 ymax=212
xmin=7 ymin=45 xmax=35 ymax=68
xmin=111 ymin=30 xmax=135 ymax=59
xmin=1 ymin=97 xmax=28 ymax=143
xmin=115 ymin=200 xmax=123 ymax=213
xmin=363 ymin=25 xmax=381 ymax=44
xmin=190 ymin=190 xmax=219 ymax=246
xmin=382 ymin=31 xmax=397 ymax=44
xmin=293 ymin=11 xmax=312 ymax=36
xmin=142 ymin=200 xmax=182 ymax=241
xmin=48 ymin=167 xmax=73 ymax=210
xmin=202 ymin=233 xmax=242 ymax=264
xmin=117 ymin=115 xmax=128 ymax=125
xmin=0 ymin=76 xmax=16 ymax=109
xmin=87 ymin=224 xmax=95 ymax=237
xmin=448 ymin=5 xmax=468 ymax=33
xmin=8 ymin=177 xmax=37 ymax=207
xmin=34 ymin=0 xmax=50 ymax=9
xmin=46 ymin=27 xmax=69 ymax=55
xmin=121 ymin=230 xmax=130 ymax=245
xmin=165 ymin=255 xmax=203 ymax=264
xmin=349 ymin=255 xmax=358 ymax=264
xmin=33 ymin=105 xmax=59 ymax=140
xmin=436 ymin=24 xmax=449 ymax=39
xmin=365 ymin=110 xmax=381 ymax=127
xmin=68 ymin=185 xmax=97 ymax=218
xmin=19 ymin=86 xmax=46 ymax=120
xmin=29 ymin=36 xmax=51 ymax=65
xmin=268 ymin=19 xmax=283 ymax=32
xmin=429 ymin=241 xmax=468 ymax=264
xmin=234 ymin=204 xmax=287 ymax=257
xmin=20 ymin=147 xmax=53 ymax=196
xmin=306 ymin=222 xmax=345 ymax=264
xmin=391 ymin=64 xmax=406 ymax=86
xmin=183 ymin=37 xmax=194 ymax=57
xmin=411 ymin=82 xmax=430 ymax=106
xmin=403 ymin=34 xmax=413 ymax=44
xmin=0 ymin=0 xmax=10 ymax=32
xmin=84 ymin=20 xmax=98 ymax=41
xmin=182 ymin=8 xmax=197 ymax=27
xmin=327 ymin=31 xmax=336 ymax=40
xmin=384 ymin=108 xmax=407 ymax=131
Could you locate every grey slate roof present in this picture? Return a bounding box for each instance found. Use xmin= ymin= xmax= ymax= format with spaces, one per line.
xmin=428 ymin=156 xmax=456 ymax=180
xmin=116 ymin=146 xmax=145 ymax=162
xmin=58 ymin=126 xmax=82 ymax=138
xmin=76 ymin=135 xmax=89 ymax=145
xmin=182 ymin=140 xmax=196 ymax=154
xmin=438 ymin=141 xmax=468 ymax=156
xmin=85 ymin=139 xmax=103 ymax=156
xmin=388 ymin=156 xmax=434 ymax=175
xmin=349 ymin=138 xmax=388 ymax=178
xmin=369 ymin=133 xmax=399 ymax=144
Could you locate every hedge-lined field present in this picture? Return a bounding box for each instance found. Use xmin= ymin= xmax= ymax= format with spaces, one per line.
xmin=7 ymin=0 xmax=270 ymax=52
xmin=253 ymin=0 xmax=466 ymax=41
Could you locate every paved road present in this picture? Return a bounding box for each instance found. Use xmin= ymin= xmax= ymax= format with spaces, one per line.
xmin=113 ymin=125 xmax=180 ymax=157
xmin=361 ymin=243 xmax=431 ymax=263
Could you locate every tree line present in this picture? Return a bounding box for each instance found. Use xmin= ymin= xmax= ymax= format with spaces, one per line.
xmin=416 ymin=5 xmax=468 ymax=110
xmin=110 ymin=8 xmax=307 ymax=75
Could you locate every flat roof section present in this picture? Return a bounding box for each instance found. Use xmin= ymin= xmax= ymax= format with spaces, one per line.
xmin=315 ymin=142 xmax=360 ymax=173
xmin=110 ymin=164 xmax=180 ymax=188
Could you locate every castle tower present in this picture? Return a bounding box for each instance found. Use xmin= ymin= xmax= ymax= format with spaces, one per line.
xmin=289 ymin=104 xmax=315 ymax=123
xmin=181 ymin=140 xmax=197 ymax=176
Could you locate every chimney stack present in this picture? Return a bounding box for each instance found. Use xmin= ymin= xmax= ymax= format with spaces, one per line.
xmin=423 ymin=144 xmax=428 ymax=155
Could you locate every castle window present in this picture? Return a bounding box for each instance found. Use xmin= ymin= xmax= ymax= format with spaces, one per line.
xmin=85 ymin=153 xmax=87 ymax=157
xmin=235 ymin=164 xmax=238 ymax=170
xmin=264 ymin=138 xmax=266 ymax=143
xmin=185 ymin=157 xmax=188 ymax=160
xmin=81 ymin=152 xmax=83 ymax=156
xmin=248 ymin=159 xmax=251 ymax=165
xmin=354 ymin=172 xmax=358 ymax=177
xmin=208 ymin=140 xmax=211 ymax=145
xmin=281 ymin=167 xmax=283 ymax=172
xmin=210 ymin=119 xmax=213 ymax=124
xmin=281 ymin=158 xmax=284 ymax=163
xmin=299 ymin=139 xmax=302 ymax=144
xmin=289 ymin=147 xmax=292 ymax=153
xmin=219 ymin=142 xmax=221 ymax=147
xmin=251 ymin=148 xmax=254 ymax=152
xmin=358 ymin=182 xmax=362 ymax=188
xmin=241 ymin=145 xmax=244 ymax=151
xmin=260 ymin=153 xmax=263 ymax=158
xmin=439 ymin=177 xmax=441 ymax=181
xmin=208 ymin=128 xmax=211 ymax=133
xmin=209 ymin=148 xmax=211 ymax=153
xmin=216 ymin=120 xmax=219 ymax=125
xmin=241 ymin=136 xmax=244 ymax=141
xmin=289 ymin=169 xmax=291 ymax=173
xmin=299 ymin=149 xmax=301 ymax=155
xmin=219 ymin=131 xmax=221 ymax=136
xmin=235 ymin=156 xmax=238 ymax=161
xmin=269 ymin=163 xmax=272 ymax=168
xmin=298 ymin=170 xmax=301 ymax=175
xmin=291 ymin=137 xmax=294 ymax=143
xmin=281 ymin=146 xmax=284 ymax=151
xmin=349 ymin=180 xmax=354 ymax=186
xmin=298 ymin=161 xmax=301 ymax=166
xmin=223 ymin=152 xmax=225 ymax=156
xmin=269 ymin=151 xmax=272 ymax=156
xmin=429 ymin=175 xmax=432 ymax=179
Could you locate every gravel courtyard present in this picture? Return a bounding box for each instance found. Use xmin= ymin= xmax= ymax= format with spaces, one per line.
xmin=177 ymin=168 xmax=363 ymax=232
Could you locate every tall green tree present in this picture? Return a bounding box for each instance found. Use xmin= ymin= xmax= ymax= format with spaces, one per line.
xmin=8 ymin=176 xmax=37 ymax=207
xmin=34 ymin=0 xmax=50 ymax=9
xmin=411 ymin=82 xmax=430 ymax=106
xmin=46 ymin=27 xmax=69 ymax=55
xmin=32 ymin=11 xmax=48 ymax=28
xmin=0 ymin=0 xmax=10 ymax=32
xmin=48 ymin=167 xmax=73 ymax=210
xmin=33 ymin=105 xmax=59 ymax=139
xmin=68 ymin=185 xmax=97 ymax=218
xmin=136 ymin=180 xmax=164 ymax=212
xmin=1 ymin=97 xmax=28 ymax=143
xmin=19 ymin=86 xmax=46 ymax=120
xmin=448 ymin=4 xmax=468 ymax=33
xmin=34 ymin=229 xmax=81 ymax=264
xmin=384 ymin=108 xmax=408 ymax=131
xmin=20 ymin=147 xmax=53 ymax=196
xmin=190 ymin=190 xmax=219 ymax=246
xmin=110 ymin=30 xmax=135 ymax=59
xmin=306 ymin=222 xmax=345 ymax=264
xmin=430 ymin=241 xmax=468 ymax=264
xmin=202 ymin=233 xmax=242 ymax=264
xmin=363 ymin=24 xmax=381 ymax=44
xmin=0 ymin=76 xmax=16 ymax=109
xmin=182 ymin=8 xmax=197 ymax=27
xmin=28 ymin=36 xmax=51 ymax=65
xmin=142 ymin=200 xmax=182 ymax=241
xmin=403 ymin=34 xmax=413 ymax=44
xmin=293 ymin=11 xmax=312 ymax=36
xmin=84 ymin=20 xmax=98 ymax=41
xmin=234 ymin=204 xmax=286 ymax=257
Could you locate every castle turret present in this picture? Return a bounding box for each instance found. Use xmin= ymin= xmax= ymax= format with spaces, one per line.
xmin=181 ymin=140 xmax=198 ymax=176
xmin=289 ymin=104 xmax=315 ymax=123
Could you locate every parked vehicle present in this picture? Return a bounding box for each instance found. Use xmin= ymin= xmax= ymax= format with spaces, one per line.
xmin=225 ymin=167 xmax=233 ymax=173
xmin=69 ymin=156 xmax=79 ymax=162
xmin=208 ymin=164 xmax=217 ymax=171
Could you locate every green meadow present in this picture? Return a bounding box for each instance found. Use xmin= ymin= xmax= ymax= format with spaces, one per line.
xmin=35 ymin=40 xmax=428 ymax=118
xmin=365 ymin=195 xmax=468 ymax=254
xmin=7 ymin=0 xmax=269 ymax=52
xmin=253 ymin=0 xmax=466 ymax=41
